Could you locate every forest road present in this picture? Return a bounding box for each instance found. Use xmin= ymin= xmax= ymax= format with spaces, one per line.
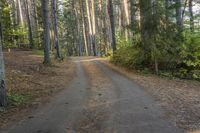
xmin=2 ymin=57 xmax=184 ymax=133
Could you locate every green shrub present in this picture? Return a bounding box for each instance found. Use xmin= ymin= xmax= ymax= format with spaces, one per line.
xmin=181 ymin=33 xmax=200 ymax=69
xmin=111 ymin=46 xmax=141 ymax=69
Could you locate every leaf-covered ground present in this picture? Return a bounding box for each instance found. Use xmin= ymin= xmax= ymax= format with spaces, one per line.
xmin=0 ymin=50 xmax=75 ymax=128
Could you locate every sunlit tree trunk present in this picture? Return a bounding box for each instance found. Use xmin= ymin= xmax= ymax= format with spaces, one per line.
xmin=98 ymin=0 xmax=103 ymax=56
xmin=17 ymin=0 xmax=24 ymax=26
xmin=122 ymin=0 xmax=130 ymax=41
xmin=85 ymin=0 xmax=94 ymax=55
xmin=91 ymin=0 xmax=97 ymax=56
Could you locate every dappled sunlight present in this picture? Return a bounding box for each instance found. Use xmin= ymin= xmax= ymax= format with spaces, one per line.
xmin=72 ymin=57 xmax=108 ymax=63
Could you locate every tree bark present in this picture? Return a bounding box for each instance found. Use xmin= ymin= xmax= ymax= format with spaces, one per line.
xmin=139 ymin=0 xmax=152 ymax=46
xmin=176 ymin=0 xmax=183 ymax=27
xmin=91 ymin=0 xmax=97 ymax=56
xmin=189 ymin=0 xmax=194 ymax=32
xmin=108 ymin=0 xmax=116 ymax=52
xmin=25 ymin=0 xmax=34 ymax=49
xmin=0 ymin=31 xmax=6 ymax=106
xmin=52 ymin=0 xmax=61 ymax=58
xmin=42 ymin=0 xmax=51 ymax=64
xmin=85 ymin=0 xmax=93 ymax=54
xmin=80 ymin=0 xmax=89 ymax=56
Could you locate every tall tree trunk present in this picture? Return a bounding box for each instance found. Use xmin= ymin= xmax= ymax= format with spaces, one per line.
xmin=91 ymin=0 xmax=97 ymax=56
xmin=17 ymin=0 xmax=24 ymax=26
xmin=25 ymin=0 xmax=34 ymax=49
xmin=108 ymin=0 xmax=116 ymax=52
xmin=98 ymin=0 xmax=103 ymax=57
xmin=122 ymin=0 xmax=130 ymax=41
xmin=42 ymin=0 xmax=51 ymax=64
xmin=85 ymin=0 xmax=94 ymax=55
xmin=139 ymin=0 xmax=152 ymax=46
xmin=189 ymin=0 xmax=194 ymax=32
xmin=74 ymin=7 xmax=82 ymax=56
xmin=130 ymin=0 xmax=136 ymax=36
xmin=32 ymin=0 xmax=40 ymax=48
xmin=176 ymin=0 xmax=182 ymax=27
xmin=0 ymin=31 xmax=6 ymax=106
xmin=80 ymin=0 xmax=89 ymax=56
xmin=52 ymin=0 xmax=61 ymax=58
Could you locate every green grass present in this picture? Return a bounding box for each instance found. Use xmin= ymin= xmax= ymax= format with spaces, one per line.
xmin=7 ymin=93 xmax=31 ymax=106
xmin=33 ymin=50 xmax=44 ymax=56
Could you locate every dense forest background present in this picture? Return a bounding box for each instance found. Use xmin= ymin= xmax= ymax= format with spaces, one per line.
xmin=0 ymin=0 xmax=200 ymax=79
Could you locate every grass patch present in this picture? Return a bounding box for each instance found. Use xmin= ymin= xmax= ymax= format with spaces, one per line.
xmin=33 ymin=50 xmax=44 ymax=56
xmin=8 ymin=93 xmax=31 ymax=106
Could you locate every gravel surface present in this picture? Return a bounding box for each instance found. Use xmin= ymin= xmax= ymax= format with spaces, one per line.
xmin=101 ymin=59 xmax=200 ymax=133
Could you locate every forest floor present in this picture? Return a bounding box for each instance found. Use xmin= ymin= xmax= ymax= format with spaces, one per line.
xmin=0 ymin=50 xmax=75 ymax=128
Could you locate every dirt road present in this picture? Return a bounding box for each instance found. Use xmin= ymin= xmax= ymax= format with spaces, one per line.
xmin=2 ymin=57 xmax=184 ymax=133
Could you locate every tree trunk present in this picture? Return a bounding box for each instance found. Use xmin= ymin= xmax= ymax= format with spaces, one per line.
xmin=42 ymin=0 xmax=51 ymax=64
xmin=85 ymin=0 xmax=94 ymax=55
xmin=189 ymin=0 xmax=194 ymax=32
xmin=108 ymin=0 xmax=116 ymax=52
xmin=122 ymin=0 xmax=130 ymax=41
xmin=176 ymin=0 xmax=183 ymax=27
xmin=52 ymin=0 xmax=61 ymax=58
xmin=25 ymin=0 xmax=34 ymax=49
xmin=91 ymin=0 xmax=97 ymax=56
xmin=130 ymin=0 xmax=136 ymax=36
xmin=0 ymin=32 xmax=6 ymax=106
xmin=139 ymin=0 xmax=152 ymax=46
xmin=80 ymin=0 xmax=89 ymax=56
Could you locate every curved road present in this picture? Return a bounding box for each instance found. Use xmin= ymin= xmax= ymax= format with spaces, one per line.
xmin=3 ymin=57 xmax=184 ymax=133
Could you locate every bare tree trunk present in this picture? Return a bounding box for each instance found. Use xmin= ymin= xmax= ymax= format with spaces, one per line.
xmin=85 ymin=0 xmax=94 ymax=55
xmin=139 ymin=0 xmax=152 ymax=46
xmin=0 ymin=32 xmax=6 ymax=106
xmin=122 ymin=0 xmax=130 ymax=41
xmin=17 ymin=0 xmax=24 ymax=26
xmin=25 ymin=0 xmax=34 ymax=49
xmin=176 ymin=0 xmax=183 ymax=27
xmin=91 ymin=0 xmax=97 ymax=56
xmin=189 ymin=0 xmax=194 ymax=32
xmin=42 ymin=0 xmax=51 ymax=64
xmin=80 ymin=0 xmax=89 ymax=56
xmin=52 ymin=0 xmax=61 ymax=58
xmin=108 ymin=0 xmax=116 ymax=52
xmin=130 ymin=0 xmax=136 ymax=36
xmin=74 ymin=7 xmax=82 ymax=56
xmin=98 ymin=0 xmax=103 ymax=57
